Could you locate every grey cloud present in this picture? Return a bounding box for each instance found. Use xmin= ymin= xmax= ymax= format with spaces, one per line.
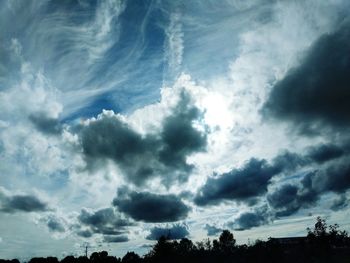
xmin=113 ymin=189 xmax=190 ymax=223
xmin=157 ymin=92 xmax=207 ymax=173
xmin=271 ymin=151 xmax=306 ymax=172
xmin=303 ymin=161 xmax=350 ymax=195
xmin=77 ymin=229 xmax=93 ymax=238
xmin=267 ymin=184 xmax=298 ymax=210
xmin=80 ymin=91 xmax=207 ymax=186
xmin=267 ymin=182 xmax=318 ymax=217
xmin=47 ymin=216 xmax=65 ymax=233
xmin=322 ymin=162 xmax=350 ymax=193
xmin=0 ymin=190 xmax=48 ymax=213
xmin=233 ymin=207 xmax=269 ymax=231
xmin=267 ymin=163 xmax=350 ymax=217
xmin=146 ymin=224 xmax=189 ymax=240
xmin=29 ymin=113 xmax=62 ymax=135
xmin=194 ymin=158 xmax=280 ymax=206
xmin=330 ymin=194 xmax=348 ymax=211
xmin=263 ymin=22 xmax=350 ymax=134
xmin=306 ymin=144 xmax=346 ymax=164
xmin=77 ymin=208 xmax=133 ymax=237
xmin=103 ymin=235 xmax=129 ymax=243
xmin=194 ymin=143 xmax=350 ymax=207
xmin=204 ymin=224 xmax=222 ymax=236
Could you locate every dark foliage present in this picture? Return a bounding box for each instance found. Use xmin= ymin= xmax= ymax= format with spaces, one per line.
xmin=2 ymin=218 xmax=350 ymax=263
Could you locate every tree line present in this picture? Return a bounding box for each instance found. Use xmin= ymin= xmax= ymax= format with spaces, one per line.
xmin=1 ymin=217 xmax=350 ymax=263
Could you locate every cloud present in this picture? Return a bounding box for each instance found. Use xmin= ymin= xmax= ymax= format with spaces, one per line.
xmin=0 ymin=189 xmax=49 ymax=213
xmin=77 ymin=229 xmax=93 ymax=238
xmin=267 ymin=163 xmax=350 ymax=217
xmin=233 ymin=207 xmax=269 ymax=231
xmin=113 ymin=189 xmax=190 ymax=223
xmin=306 ymin=144 xmax=346 ymax=164
xmin=267 ymin=184 xmax=298 ymax=210
xmin=330 ymin=194 xmax=348 ymax=211
xmin=146 ymin=224 xmax=189 ymax=240
xmin=194 ymin=158 xmax=281 ymax=206
xmin=266 ymin=151 xmax=350 ymax=217
xmin=80 ymin=91 xmax=207 ymax=186
xmin=204 ymin=224 xmax=223 ymax=236
xmin=194 ymin=142 xmax=350 ymax=207
xmin=46 ymin=215 xmax=66 ymax=233
xmin=263 ymin=22 xmax=350 ymax=134
xmin=267 ymin=181 xmax=318 ymax=217
xmin=29 ymin=113 xmax=62 ymax=135
xmin=299 ymin=160 xmax=350 ymax=196
xmin=103 ymin=235 xmax=129 ymax=243
xmin=267 ymin=184 xmax=300 ymax=217
xmin=77 ymin=207 xmax=133 ymax=236
xmin=164 ymin=11 xmax=184 ymax=79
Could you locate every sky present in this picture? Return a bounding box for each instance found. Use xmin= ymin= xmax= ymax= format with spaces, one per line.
xmin=1 ymin=0 xmax=350 ymax=260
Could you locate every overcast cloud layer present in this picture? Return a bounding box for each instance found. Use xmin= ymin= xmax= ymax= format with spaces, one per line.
xmin=0 ymin=0 xmax=350 ymax=260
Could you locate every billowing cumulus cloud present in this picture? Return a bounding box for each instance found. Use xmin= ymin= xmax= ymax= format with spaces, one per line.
xmin=113 ymin=188 xmax=190 ymax=223
xmin=81 ymin=91 xmax=207 ymax=186
xmin=77 ymin=207 xmax=133 ymax=237
xmin=263 ymin=21 xmax=350 ymax=134
xmin=146 ymin=224 xmax=189 ymax=240
xmin=0 ymin=188 xmax=48 ymax=213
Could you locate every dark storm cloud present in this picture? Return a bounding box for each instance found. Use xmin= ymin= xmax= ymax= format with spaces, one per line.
xmin=80 ymin=91 xmax=207 ymax=186
xmin=330 ymin=194 xmax=348 ymax=211
xmin=263 ymin=22 xmax=350 ymax=134
xmin=267 ymin=181 xmax=318 ymax=217
xmin=146 ymin=224 xmax=189 ymax=240
xmin=267 ymin=184 xmax=298 ymax=210
xmin=0 ymin=190 xmax=48 ymax=213
xmin=233 ymin=207 xmax=269 ymax=231
xmin=103 ymin=235 xmax=129 ymax=243
xmin=194 ymin=158 xmax=281 ymax=206
xmin=271 ymin=151 xmax=306 ymax=172
xmin=306 ymin=144 xmax=346 ymax=164
xmin=113 ymin=189 xmax=190 ymax=223
xmin=29 ymin=113 xmax=62 ymax=135
xmin=77 ymin=208 xmax=133 ymax=236
xmin=47 ymin=216 xmax=65 ymax=233
xmin=267 ymin=161 xmax=350 ymax=217
xmin=301 ymin=161 xmax=350 ymax=195
xmin=204 ymin=224 xmax=222 ymax=236
xmin=321 ymin=162 xmax=350 ymax=193
xmin=194 ymin=142 xmax=350 ymax=207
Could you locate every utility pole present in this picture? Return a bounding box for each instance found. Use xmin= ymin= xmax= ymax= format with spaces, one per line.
xmin=81 ymin=243 xmax=91 ymax=258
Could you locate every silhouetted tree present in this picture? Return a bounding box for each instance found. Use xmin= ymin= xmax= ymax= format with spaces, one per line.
xmin=121 ymin=252 xmax=141 ymax=263
xmin=61 ymin=256 xmax=75 ymax=263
